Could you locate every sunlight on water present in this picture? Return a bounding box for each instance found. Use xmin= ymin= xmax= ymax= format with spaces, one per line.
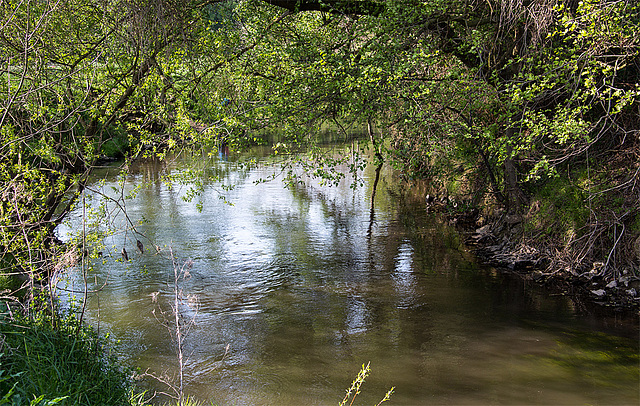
xmin=57 ymin=152 xmax=639 ymax=405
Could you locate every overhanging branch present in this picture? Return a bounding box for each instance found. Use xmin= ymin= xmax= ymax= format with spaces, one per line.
xmin=265 ymin=0 xmax=385 ymax=16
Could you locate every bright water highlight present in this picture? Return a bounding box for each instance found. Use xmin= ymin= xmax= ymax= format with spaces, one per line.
xmin=58 ymin=152 xmax=638 ymax=405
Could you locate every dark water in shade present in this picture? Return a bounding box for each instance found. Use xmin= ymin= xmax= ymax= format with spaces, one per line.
xmin=58 ymin=151 xmax=639 ymax=405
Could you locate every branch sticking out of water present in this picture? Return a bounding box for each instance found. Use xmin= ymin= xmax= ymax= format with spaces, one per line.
xmin=146 ymin=247 xmax=199 ymax=405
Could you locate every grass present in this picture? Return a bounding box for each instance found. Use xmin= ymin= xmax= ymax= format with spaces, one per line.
xmin=526 ymin=174 xmax=590 ymax=238
xmin=0 ymin=310 xmax=147 ymax=406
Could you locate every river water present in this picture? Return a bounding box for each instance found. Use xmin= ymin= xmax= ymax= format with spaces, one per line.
xmin=58 ymin=148 xmax=638 ymax=405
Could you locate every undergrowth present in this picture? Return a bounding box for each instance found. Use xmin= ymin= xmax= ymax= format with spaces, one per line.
xmin=0 ymin=309 xmax=147 ymax=406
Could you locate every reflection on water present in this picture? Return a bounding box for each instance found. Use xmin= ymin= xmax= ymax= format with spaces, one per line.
xmin=58 ymin=153 xmax=639 ymax=405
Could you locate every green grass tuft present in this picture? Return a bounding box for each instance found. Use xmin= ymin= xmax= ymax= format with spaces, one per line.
xmin=0 ymin=312 xmax=147 ymax=406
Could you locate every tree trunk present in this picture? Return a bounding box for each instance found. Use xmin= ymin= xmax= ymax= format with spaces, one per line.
xmin=504 ymin=127 xmax=525 ymax=214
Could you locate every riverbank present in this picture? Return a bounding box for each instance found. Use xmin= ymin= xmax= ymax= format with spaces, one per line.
xmin=443 ymin=209 xmax=640 ymax=312
xmin=402 ymin=134 xmax=640 ymax=314
xmin=468 ymin=218 xmax=639 ymax=309
xmin=0 ymin=309 xmax=147 ymax=405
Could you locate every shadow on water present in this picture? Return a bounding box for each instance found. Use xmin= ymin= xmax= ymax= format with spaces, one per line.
xmin=58 ymin=150 xmax=639 ymax=405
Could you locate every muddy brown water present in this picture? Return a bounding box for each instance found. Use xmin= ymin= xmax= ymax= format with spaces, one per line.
xmin=57 ymin=151 xmax=639 ymax=405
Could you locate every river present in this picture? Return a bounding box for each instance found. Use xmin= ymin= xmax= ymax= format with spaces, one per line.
xmin=57 ymin=146 xmax=639 ymax=405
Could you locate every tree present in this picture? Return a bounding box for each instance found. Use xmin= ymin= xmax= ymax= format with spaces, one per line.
xmin=1 ymin=0 xmax=637 ymax=301
xmin=218 ymin=0 xmax=638 ymax=273
xmin=0 ymin=0 xmax=220 ymax=298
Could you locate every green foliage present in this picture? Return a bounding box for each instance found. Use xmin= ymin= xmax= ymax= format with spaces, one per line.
xmin=0 ymin=273 xmax=22 ymax=301
xmin=527 ymin=175 xmax=590 ymax=239
xmin=0 ymin=311 xmax=146 ymax=406
xmin=0 ymin=0 xmax=228 ymax=289
xmin=0 ymin=1 xmax=638 ymax=401
xmin=100 ymin=124 xmax=134 ymax=159
xmin=505 ymin=0 xmax=640 ymax=181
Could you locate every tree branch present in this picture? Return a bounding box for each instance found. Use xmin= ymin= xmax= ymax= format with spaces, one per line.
xmin=264 ymin=0 xmax=385 ymax=16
